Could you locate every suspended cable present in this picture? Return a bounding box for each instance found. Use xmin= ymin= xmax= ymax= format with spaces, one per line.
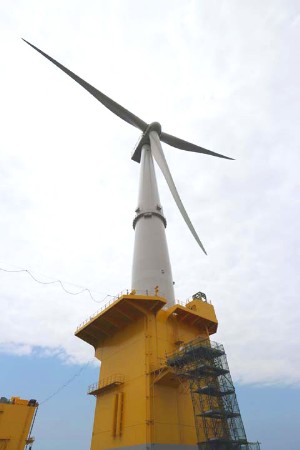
xmin=0 ymin=266 xmax=114 ymax=304
xmin=39 ymin=360 xmax=93 ymax=405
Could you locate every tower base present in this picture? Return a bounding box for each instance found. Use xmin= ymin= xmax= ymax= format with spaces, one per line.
xmin=75 ymin=292 xmax=218 ymax=450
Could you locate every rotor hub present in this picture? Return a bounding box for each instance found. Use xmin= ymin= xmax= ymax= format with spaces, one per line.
xmin=132 ymin=122 xmax=162 ymax=163
xmin=148 ymin=122 xmax=162 ymax=136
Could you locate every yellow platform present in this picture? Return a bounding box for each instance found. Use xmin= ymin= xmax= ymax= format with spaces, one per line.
xmin=75 ymin=293 xmax=218 ymax=449
xmin=0 ymin=396 xmax=38 ymax=450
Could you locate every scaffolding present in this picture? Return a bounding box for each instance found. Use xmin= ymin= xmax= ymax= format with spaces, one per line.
xmin=166 ymin=337 xmax=260 ymax=450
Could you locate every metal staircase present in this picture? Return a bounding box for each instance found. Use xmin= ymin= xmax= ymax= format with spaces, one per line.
xmin=166 ymin=337 xmax=260 ymax=450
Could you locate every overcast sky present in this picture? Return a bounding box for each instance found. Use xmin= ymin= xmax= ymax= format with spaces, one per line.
xmin=0 ymin=0 xmax=299 ymax=423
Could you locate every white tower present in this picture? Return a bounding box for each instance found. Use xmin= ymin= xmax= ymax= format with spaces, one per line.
xmin=132 ymin=144 xmax=175 ymax=305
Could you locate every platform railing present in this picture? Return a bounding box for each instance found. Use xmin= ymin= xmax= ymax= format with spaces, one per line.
xmin=76 ymin=289 xmax=168 ymax=331
xmin=87 ymin=374 xmax=125 ymax=394
xmin=76 ymin=289 xmax=211 ymax=331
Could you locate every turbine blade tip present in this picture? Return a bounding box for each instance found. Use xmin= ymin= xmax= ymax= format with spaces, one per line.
xmin=22 ymin=38 xmax=31 ymax=46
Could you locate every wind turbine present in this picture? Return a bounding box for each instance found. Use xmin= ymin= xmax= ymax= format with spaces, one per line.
xmin=22 ymin=39 xmax=233 ymax=306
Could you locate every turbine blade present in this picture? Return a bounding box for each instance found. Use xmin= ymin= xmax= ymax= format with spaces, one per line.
xmin=22 ymin=39 xmax=148 ymax=131
xmin=149 ymin=131 xmax=207 ymax=255
xmin=161 ymin=131 xmax=234 ymax=160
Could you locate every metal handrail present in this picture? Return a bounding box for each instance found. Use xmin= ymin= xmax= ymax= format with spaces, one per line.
xmin=76 ymin=288 xmax=169 ymax=331
xmin=87 ymin=374 xmax=125 ymax=394
xmin=76 ymin=289 xmax=211 ymax=331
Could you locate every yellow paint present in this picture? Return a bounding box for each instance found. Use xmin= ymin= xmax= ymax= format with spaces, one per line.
xmin=0 ymin=397 xmax=38 ymax=450
xmin=75 ymin=294 xmax=218 ymax=449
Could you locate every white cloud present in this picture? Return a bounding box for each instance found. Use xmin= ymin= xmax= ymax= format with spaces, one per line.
xmin=0 ymin=0 xmax=299 ymax=385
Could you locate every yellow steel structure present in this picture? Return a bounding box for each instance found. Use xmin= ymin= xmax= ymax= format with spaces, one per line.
xmin=0 ymin=396 xmax=38 ymax=450
xmin=76 ymin=292 xmax=218 ymax=450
